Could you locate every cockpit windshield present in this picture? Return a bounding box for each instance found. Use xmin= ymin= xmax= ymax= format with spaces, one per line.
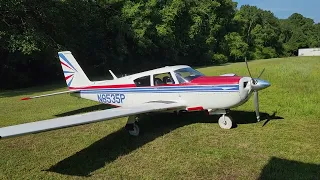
xmin=174 ymin=67 xmax=204 ymax=83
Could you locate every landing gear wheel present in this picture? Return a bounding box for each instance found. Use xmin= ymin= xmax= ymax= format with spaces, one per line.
xmin=128 ymin=122 xmax=140 ymax=136
xmin=218 ymin=115 xmax=234 ymax=129
xmin=126 ymin=115 xmax=140 ymax=136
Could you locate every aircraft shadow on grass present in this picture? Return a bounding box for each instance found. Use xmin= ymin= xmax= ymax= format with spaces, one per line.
xmin=47 ymin=106 xmax=283 ymax=177
xmin=259 ymin=157 xmax=320 ymax=180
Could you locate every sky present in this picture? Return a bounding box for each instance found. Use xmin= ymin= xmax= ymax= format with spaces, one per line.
xmin=234 ymin=0 xmax=320 ymax=23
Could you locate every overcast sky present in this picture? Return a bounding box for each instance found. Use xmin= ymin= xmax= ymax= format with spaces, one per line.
xmin=234 ymin=0 xmax=320 ymax=23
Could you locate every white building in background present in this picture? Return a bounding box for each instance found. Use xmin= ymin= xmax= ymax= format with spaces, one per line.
xmin=298 ymin=48 xmax=320 ymax=56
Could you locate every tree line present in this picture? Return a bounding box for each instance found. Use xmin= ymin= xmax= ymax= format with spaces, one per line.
xmin=1 ymin=0 xmax=319 ymax=89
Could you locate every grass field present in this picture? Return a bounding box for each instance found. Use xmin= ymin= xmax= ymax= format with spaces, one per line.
xmin=0 ymin=57 xmax=320 ymax=179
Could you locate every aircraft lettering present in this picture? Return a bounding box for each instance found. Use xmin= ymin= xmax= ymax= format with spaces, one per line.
xmin=97 ymin=93 xmax=125 ymax=104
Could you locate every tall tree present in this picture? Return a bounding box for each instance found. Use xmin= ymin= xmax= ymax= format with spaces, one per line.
xmin=280 ymin=13 xmax=318 ymax=56
xmin=234 ymin=5 xmax=282 ymax=59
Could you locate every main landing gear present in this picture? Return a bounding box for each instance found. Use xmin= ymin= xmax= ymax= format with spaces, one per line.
xmin=125 ymin=110 xmax=236 ymax=136
xmin=125 ymin=115 xmax=140 ymax=136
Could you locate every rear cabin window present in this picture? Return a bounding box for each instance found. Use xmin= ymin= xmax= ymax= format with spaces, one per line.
xmin=153 ymin=72 xmax=175 ymax=86
xmin=134 ymin=76 xmax=151 ymax=87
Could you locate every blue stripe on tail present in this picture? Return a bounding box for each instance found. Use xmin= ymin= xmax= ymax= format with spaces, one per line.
xmin=63 ymin=71 xmax=74 ymax=74
xmin=58 ymin=53 xmax=78 ymax=72
xmin=67 ymin=76 xmax=74 ymax=87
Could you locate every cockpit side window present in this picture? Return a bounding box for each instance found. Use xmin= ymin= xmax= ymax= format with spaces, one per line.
xmin=174 ymin=67 xmax=204 ymax=83
xmin=134 ymin=75 xmax=151 ymax=87
xmin=153 ymin=72 xmax=175 ymax=86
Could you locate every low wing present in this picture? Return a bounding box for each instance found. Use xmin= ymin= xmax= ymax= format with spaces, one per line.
xmin=0 ymin=101 xmax=185 ymax=138
xmin=21 ymin=90 xmax=79 ymax=100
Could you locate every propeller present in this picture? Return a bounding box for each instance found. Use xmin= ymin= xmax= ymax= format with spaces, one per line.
xmin=254 ymin=91 xmax=259 ymax=121
xmin=244 ymin=57 xmax=266 ymax=122
xmin=257 ymin=68 xmax=265 ymax=79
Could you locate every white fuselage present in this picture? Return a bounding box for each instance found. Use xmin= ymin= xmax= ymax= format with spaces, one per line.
xmin=72 ymin=74 xmax=253 ymax=112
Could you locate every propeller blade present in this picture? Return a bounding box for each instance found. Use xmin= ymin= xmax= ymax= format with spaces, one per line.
xmin=254 ymin=91 xmax=260 ymax=122
xmin=245 ymin=57 xmax=253 ymax=79
xmin=257 ymin=68 xmax=265 ymax=79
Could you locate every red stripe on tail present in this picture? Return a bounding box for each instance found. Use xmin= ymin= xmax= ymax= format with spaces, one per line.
xmin=65 ymin=74 xmax=73 ymax=80
xmin=61 ymin=61 xmax=73 ymax=70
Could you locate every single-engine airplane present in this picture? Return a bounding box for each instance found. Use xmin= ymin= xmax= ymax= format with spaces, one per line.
xmin=0 ymin=51 xmax=270 ymax=138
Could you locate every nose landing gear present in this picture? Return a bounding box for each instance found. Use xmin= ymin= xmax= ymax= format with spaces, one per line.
xmin=218 ymin=115 xmax=234 ymax=129
xmin=208 ymin=109 xmax=236 ymax=129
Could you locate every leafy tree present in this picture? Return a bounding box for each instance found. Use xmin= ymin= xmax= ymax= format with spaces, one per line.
xmin=234 ymin=5 xmax=283 ymax=59
xmin=224 ymin=32 xmax=248 ymax=61
xmin=279 ymin=13 xmax=319 ymax=56
xmin=1 ymin=1 xmax=320 ymax=89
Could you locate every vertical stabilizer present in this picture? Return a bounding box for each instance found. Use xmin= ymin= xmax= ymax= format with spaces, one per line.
xmin=58 ymin=51 xmax=91 ymax=88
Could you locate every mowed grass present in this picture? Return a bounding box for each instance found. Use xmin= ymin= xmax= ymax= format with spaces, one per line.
xmin=0 ymin=57 xmax=320 ymax=179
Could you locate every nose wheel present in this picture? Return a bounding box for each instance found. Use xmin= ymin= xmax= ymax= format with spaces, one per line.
xmin=218 ymin=115 xmax=234 ymax=129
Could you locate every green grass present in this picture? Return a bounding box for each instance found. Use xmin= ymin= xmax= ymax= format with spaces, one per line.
xmin=1 ymin=57 xmax=320 ymax=179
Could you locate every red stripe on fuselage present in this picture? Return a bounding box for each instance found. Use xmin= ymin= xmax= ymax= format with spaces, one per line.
xmin=69 ymin=84 xmax=137 ymax=90
xmin=68 ymin=76 xmax=242 ymax=90
xmin=188 ymin=76 xmax=241 ymax=85
xmin=152 ymin=76 xmax=241 ymax=86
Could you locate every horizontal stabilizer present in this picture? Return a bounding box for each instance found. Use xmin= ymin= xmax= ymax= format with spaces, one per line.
xmin=21 ymin=90 xmax=79 ymax=100
xmin=0 ymin=102 xmax=185 ymax=138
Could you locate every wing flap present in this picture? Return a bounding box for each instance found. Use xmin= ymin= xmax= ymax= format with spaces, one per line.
xmin=0 ymin=102 xmax=185 ymax=138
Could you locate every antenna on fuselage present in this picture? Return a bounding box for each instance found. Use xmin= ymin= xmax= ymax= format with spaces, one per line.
xmin=109 ymin=70 xmax=118 ymax=79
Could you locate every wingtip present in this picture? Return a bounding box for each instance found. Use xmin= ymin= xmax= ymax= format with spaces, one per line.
xmin=21 ymin=97 xmax=31 ymax=101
